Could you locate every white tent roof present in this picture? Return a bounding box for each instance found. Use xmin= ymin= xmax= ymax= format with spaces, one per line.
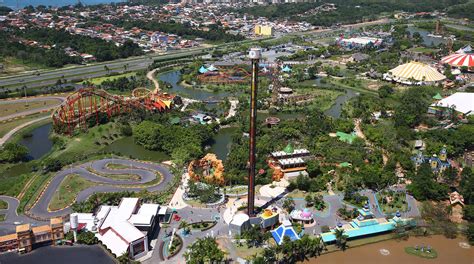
xmin=387 ymin=61 xmax=446 ymax=82
xmin=97 ymin=229 xmax=129 ymax=256
xmin=431 ymin=92 xmax=474 ymax=115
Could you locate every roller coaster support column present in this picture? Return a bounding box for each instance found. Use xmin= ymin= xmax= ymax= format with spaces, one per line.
xmin=247 ymin=48 xmax=261 ymax=217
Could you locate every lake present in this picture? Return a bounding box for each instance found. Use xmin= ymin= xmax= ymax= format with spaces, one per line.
xmin=0 ymin=245 xmax=115 ymax=264
xmin=2 ymin=0 xmax=123 ymax=9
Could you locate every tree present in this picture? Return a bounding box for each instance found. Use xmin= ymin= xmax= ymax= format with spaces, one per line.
xmin=184 ymin=237 xmax=225 ymax=264
xmin=282 ymin=198 xmax=295 ymax=212
xmin=0 ymin=143 xmax=29 ymax=163
xmin=76 ymin=231 xmax=98 ymax=245
xmin=334 ymin=228 xmax=348 ymax=251
xmin=394 ymin=86 xmax=432 ymax=128
xmin=407 ymin=164 xmax=449 ymax=201
xmin=468 ymin=223 xmax=474 ymax=245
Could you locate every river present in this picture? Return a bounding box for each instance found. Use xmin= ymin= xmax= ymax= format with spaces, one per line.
xmin=308 ymin=235 xmax=473 ymax=264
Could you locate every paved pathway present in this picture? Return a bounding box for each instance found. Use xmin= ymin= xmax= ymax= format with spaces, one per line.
xmin=28 ymin=158 xmax=174 ymax=219
xmin=0 ymin=196 xmax=46 ymax=235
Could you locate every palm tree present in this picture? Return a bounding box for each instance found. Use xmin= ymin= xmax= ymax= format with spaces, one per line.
xmin=334 ymin=228 xmax=348 ymax=251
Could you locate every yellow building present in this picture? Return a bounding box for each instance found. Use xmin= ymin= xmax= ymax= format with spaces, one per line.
xmin=255 ymin=25 xmax=273 ymax=36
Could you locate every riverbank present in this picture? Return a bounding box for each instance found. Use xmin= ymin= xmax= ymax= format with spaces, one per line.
xmin=308 ymin=235 xmax=473 ymax=264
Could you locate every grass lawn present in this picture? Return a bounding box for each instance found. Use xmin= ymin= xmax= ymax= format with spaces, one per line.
xmin=0 ymin=57 xmax=49 ymax=76
xmin=0 ymin=199 xmax=7 ymax=210
xmin=0 ymin=163 xmax=34 ymax=197
xmin=49 ymin=174 xmax=95 ymax=211
xmin=0 ymin=214 xmax=5 ymax=222
xmin=106 ymin=163 xmax=131 ymax=170
xmin=409 ymin=47 xmax=439 ymax=54
xmin=0 ymin=112 xmax=50 ymax=137
xmin=405 ymin=246 xmax=438 ymax=259
xmin=85 ymin=72 xmax=136 ymax=85
xmin=234 ymin=243 xmax=264 ymax=260
xmin=226 ymin=186 xmax=247 ymax=195
xmin=86 ymin=167 xmax=140 ymax=181
xmin=0 ymin=99 xmax=60 ymax=118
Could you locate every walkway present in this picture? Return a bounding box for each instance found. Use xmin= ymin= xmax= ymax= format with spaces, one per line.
xmin=0 ymin=196 xmax=46 ymax=235
xmin=225 ymin=100 xmax=239 ymax=120
xmin=0 ymin=115 xmax=50 ymax=146
xmin=354 ymin=118 xmax=388 ymax=165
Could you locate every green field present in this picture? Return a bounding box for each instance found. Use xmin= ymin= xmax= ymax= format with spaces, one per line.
xmin=49 ymin=174 xmax=95 ymax=212
xmin=0 ymin=99 xmax=59 ymax=118
xmin=84 ymin=72 xmax=137 ymax=85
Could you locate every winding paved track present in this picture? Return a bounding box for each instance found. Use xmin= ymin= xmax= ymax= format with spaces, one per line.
xmin=28 ymin=158 xmax=174 ymax=218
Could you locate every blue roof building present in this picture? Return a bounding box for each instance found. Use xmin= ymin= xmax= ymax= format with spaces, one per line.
xmin=271 ymin=220 xmax=300 ymax=245
xmin=199 ymin=66 xmax=208 ymax=74
xmin=320 ymin=208 xmax=409 ymax=244
xmin=282 ymin=65 xmax=292 ymax=73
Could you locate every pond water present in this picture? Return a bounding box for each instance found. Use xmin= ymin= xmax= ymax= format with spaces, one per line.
xmin=0 ymin=245 xmax=114 ymax=264
xmin=18 ymin=123 xmax=53 ymax=160
xmin=103 ymin=137 xmax=170 ymax=162
xmin=208 ymin=127 xmax=238 ymax=161
xmin=308 ymin=235 xmax=473 ymax=264
xmin=159 ymin=70 xmax=231 ymax=101
xmin=407 ymin=26 xmax=447 ymax=47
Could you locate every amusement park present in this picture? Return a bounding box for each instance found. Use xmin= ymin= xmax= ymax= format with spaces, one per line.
xmin=0 ymin=15 xmax=473 ymax=264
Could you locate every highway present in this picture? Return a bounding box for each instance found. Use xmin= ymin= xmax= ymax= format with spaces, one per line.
xmin=0 ymin=19 xmax=392 ymax=93
xmin=0 ymin=48 xmax=208 ymax=91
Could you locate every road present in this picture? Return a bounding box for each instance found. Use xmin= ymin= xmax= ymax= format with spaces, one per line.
xmin=0 ymin=196 xmax=47 ymax=235
xmin=0 ymin=96 xmax=64 ymax=122
xmin=28 ymin=158 xmax=175 ymax=219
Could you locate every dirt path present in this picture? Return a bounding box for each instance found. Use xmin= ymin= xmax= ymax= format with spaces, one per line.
xmin=354 ymin=118 xmax=389 ymax=165
xmin=146 ymin=68 xmax=160 ymax=93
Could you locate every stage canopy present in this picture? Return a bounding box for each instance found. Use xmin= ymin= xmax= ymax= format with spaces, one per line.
xmin=384 ymin=61 xmax=446 ymax=84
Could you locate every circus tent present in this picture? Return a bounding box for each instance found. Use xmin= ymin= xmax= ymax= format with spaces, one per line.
xmin=384 ymin=61 xmax=446 ymax=84
xmin=440 ymin=45 xmax=474 ymax=69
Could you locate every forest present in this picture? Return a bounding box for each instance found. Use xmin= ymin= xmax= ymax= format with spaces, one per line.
xmin=234 ymin=0 xmax=472 ymax=26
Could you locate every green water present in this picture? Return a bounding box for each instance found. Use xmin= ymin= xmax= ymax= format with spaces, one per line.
xmin=208 ymin=127 xmax=238 ymax=160
xmin=103 ymin=137 xmax=170 ymax=162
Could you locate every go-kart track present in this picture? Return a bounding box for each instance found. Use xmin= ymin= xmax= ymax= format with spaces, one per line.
xmin=28 ymin=158 xmax=174 ymax=219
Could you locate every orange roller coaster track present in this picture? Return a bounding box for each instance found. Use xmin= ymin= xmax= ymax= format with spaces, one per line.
xmin=52 ymin=87 xmax=174 ymax=135
xmin=197 ymin=66 xmax=270 ymax=84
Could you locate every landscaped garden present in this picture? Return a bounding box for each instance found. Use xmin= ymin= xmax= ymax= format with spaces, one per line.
xmin=376 ymin=189 xmax=408 ymax=214
xmin=0 ymin=214 xmax=5 ymax=222
xmin=405 ymin=246 xmax=438 ymax=259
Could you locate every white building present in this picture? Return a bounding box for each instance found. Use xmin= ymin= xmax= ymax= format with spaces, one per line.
xmin=429 ymin=92 xmax=474 ymax=117
xmin=71 ymin=198 xmax=162 ymax=259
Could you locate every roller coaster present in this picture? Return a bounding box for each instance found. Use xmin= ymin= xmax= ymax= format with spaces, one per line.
xmin=197 ymin=65 xmax=273 ymax=84
xmin=52 ymin=87 xmax=175 ymax=135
